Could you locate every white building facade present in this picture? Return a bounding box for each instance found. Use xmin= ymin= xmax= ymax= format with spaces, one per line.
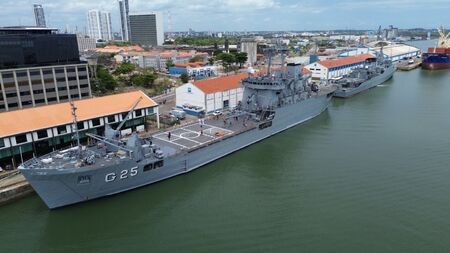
xmin=87 ymin=10 xmax=113 ymax=41
xmin=175 ymin=74 xmax=246 ymax=113
xmin=305 ymin=54 xmax=374 ymax=81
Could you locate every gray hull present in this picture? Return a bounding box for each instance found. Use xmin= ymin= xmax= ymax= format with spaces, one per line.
xmin=21 ymin=95 xmax=332 ymax=209
xmin=333 ymin=65 xmax=396 ymax=98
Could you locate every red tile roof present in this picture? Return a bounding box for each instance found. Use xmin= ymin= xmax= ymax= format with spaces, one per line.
xmin=0 ymin=91 xmax=157 ymax=138
xmin=194 ymin=73 xmax=247 ymax=94
xmin=317 ymin=53 xmax=375 ymax=68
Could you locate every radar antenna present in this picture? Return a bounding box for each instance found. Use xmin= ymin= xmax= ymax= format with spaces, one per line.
xmin=70 ymin=101 xmax=82 ymax=160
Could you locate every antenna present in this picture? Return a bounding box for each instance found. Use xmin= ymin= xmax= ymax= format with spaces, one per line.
xmin=70 ymin=101 xmax=82 ymax=160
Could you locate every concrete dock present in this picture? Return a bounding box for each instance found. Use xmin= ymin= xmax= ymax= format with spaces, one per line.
xmin=0 ymin=171 xmax=33 ymax=206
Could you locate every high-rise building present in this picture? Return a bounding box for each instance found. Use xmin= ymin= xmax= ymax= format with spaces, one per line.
xmin=33 ymin=4 xmax=46 ymax=27
xmin=0 ymin=27 xmax=92 ymax=112
xmin=87 ymin=10 xmax=113 ymax=41
xmin=118 ymin=0 xmax=130 ymax=41
xmin=240 ymin=38 xmax=257 ymax=66
xmin=129 ymin=12 xmax=164 ymax=47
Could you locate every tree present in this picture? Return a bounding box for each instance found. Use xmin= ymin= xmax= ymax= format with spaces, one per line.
xmin=113 ymin=62 xmax=135 ymax=75
xmin=130 ymin=73 xmax=157 ymax=88
xmin=93 ymin=65 xmax=117 ymax=93
xmin=208 ymin=56 xmax=215 ymax=65
xmin=189 ymin=55 xmax=204 ymax=63
xmin=217 ymin=53 xmax=235 ymax=73
xmin=165 ymin=58 xmax=175 ymax=69
xmin=180 ymin=73 xmax=189 ymax=83
xmin=234 ymin=52 xmax=248 ymax=68
xmin=213 ymin=49 xmax=223 ymax=56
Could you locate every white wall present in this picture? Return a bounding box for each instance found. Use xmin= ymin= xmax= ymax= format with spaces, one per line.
xmin=176 ymin=83 xmax=206 ymax=109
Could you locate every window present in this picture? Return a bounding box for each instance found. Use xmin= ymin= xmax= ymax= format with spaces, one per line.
xmin=59 ymin=95 xmax=68 ymax=100
xmin=30 ymin=71 xmax=40 ymax=76
xmin=66 ymin=68 xmax=76 ymax=73
xmin=69 ymin=85 xmax=78 ymax=90
xmin=59 ymin=87 xmax=67 ymax=91
xmin=8 ymin=103 xmax=18 ymax=108
xmin=57 ymin=126 xmax=67 ymax=134
xmin=68 ymin=77 xmax=77 ymax=81
xmin=55 ymin=69 xmax=65 ymax=74
xmin=143 ymin=163 xmax=153 ymax=171
xmin=6 ymin=92 xmax=17 ymax=98
xmin=37 ymin=130 xmax=48 ymax=139
xmin=92 ymin=118 xmax=101 ymax=126
xmin=15 ymin=134 xmax=28 ymax=144
xmin=155 ymin=160 xmax=164 ymax=168
xmin=79 ymin=75 xmax=87 ymax=80
xmin=35 ymin=99 xmax=45 ymax=104
xmin=47 ymin=97 xmax=57 ymax=102
xmin=34 ymin=89 xmax=43 ymax=94
xmin=135 ymin=110 xmax=142 ymax=117
xmin=77 ymin=122 xmax=85 ymax=130
xmin=122 ymin=112 xmax=129 ymax=120
xmin=81 ymin=92 xmax=90 ymax=97
xmin=107 ymin=115 xmax=115 ymax=123
xmin=57 ymin=77 xmax=66 ymax=82
xmin=46 ymin=88 xmax=56 ymax=93
xmin=0 ymin=139 xmax=4 ymax=148
xmin=20 ymin=91 xmax=31 ymax=96
xmin=2 ymin=73 xmax=13 ymax=78
xmin=80 ymin=84 xmax=89 ymax=88
xmin=16 ymin=72 xmax=27 ymax=77
xmin=42 ymin=69 xmax=53 ymax=75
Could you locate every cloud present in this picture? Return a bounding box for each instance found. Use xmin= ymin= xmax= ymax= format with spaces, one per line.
xmin=0 ymin=0 xmax=449 ymax=31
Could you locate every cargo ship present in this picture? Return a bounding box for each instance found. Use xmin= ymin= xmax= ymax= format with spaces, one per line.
xmin=422 ymin=26 xmax=450 ymax=70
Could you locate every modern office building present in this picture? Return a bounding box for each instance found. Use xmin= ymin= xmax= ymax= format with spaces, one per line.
xmin=0 ymin=90 xmax=159 ymax=168
xmin=33 ymin=4 xmax=46 ymax=27
xmin=129 ymin=12 xmax=164 ymax=47
xmin=0 ymin=27 xmax=92 ymax=112
xmin=119 ymin=0 xmax=130 ymax=41
xmin=87 ymin=10 xmax=113 ymax=41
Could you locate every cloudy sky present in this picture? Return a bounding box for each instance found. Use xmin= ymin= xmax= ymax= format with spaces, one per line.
xmin=1 ymin=0 xmax=449 ymax=32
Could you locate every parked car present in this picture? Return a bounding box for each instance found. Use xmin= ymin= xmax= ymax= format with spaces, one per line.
xmin=169 ymin=109 xmax=186 ymax=120
xmin=212 ymin=110 xmax=222 ymax=116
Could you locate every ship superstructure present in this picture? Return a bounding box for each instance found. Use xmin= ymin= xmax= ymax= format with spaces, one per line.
xmin=333 ymin=49 xmax=396 ymax=98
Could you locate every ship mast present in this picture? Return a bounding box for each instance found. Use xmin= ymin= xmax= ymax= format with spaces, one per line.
xmin=70 ymin=101 xmax=82 ymax=159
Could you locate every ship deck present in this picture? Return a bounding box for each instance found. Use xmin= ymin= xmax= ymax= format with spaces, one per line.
xmin=151 ymin=116 xmax=257 ymax=155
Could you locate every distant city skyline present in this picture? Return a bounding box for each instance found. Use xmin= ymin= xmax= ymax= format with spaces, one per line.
xmin=1 ymin=0 xmax=449 ymax=33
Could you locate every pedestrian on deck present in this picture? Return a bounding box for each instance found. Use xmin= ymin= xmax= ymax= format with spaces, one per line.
xmin=168 ymin=132 xmax=171 ymax=140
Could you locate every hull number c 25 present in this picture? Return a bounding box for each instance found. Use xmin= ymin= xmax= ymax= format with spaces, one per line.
xmin=105 ymin=167 xmax=138 ymax=182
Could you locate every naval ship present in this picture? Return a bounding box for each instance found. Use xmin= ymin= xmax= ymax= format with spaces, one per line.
xmin=19 ymin=47 xmax=336 ymax=209
xmin=333 ymin=49 xmax=396 ymax=98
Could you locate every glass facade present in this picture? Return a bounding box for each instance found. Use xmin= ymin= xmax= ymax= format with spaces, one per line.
xmin=0 ymin=34 xmax=80 ymax=70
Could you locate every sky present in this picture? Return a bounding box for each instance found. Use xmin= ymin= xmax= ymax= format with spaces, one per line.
xmin=1 ymin=0 xmax=450 ymax=33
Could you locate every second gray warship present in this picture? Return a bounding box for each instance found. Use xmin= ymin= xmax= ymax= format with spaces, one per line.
xmin=19 ymin=47 xmax=336 ymax=209
xmin=333 ymin=50 xmax=396 ymax=98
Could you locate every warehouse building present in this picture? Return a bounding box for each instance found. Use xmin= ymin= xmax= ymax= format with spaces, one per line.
xmin=176 ymin=73 xmax=246 ymax=114
xmin=0 ymin=90 xmax=159 ymax=168
xmin=305 ymin=54 xmax=374 ymax=81
xmin=339 ymin=43 xmax=421 ymax=62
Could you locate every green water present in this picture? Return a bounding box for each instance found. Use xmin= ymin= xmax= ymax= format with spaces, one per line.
xmin=1 ymin=69 xmax=450 ymax=253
